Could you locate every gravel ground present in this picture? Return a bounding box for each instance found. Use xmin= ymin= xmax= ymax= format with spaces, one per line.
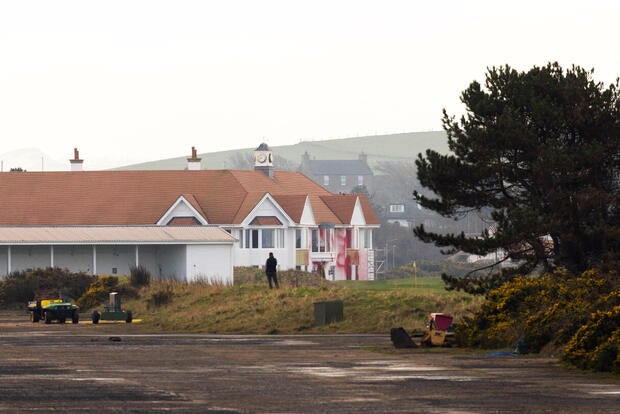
xmin=0 ymin=311 xmax=618 ymax=413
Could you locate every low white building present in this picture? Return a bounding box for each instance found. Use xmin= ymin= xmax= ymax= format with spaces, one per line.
xmin=0 ymin=226 xmax=235 ymax=283
xmin=0 ymin=145 xmax=380 ymax=282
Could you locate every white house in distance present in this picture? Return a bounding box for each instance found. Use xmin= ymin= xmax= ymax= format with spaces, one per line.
xmin=0 ymin=145 xmax=380 ymax=283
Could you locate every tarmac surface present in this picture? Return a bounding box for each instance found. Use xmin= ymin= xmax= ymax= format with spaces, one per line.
xmin=0 ymin=311 xmax=618 ymax=413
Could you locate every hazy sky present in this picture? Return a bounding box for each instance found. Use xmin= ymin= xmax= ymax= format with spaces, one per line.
xmin=1 ymin=1 xmax=619 ymax=170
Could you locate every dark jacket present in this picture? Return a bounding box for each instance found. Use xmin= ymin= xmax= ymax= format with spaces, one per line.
xmin=266 ymin=256 xmax=277 ymax=273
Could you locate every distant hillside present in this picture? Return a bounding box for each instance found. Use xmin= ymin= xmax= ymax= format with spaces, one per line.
xmin=117 ymin=131 xmax=449 ymax=172
xmin=0 ymin=148 xmax=66 ymax=172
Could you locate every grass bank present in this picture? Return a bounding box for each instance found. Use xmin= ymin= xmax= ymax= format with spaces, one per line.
xmin=123 ymin=268 xmax=482 ymax=334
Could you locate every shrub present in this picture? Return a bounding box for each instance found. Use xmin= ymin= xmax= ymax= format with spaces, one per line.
xmin=0 ymin=267 xmax=95 ymax=307
xmin=76 ymin=275 xmax=120 ymax=311
xmin=564 ymin=303 xmax=620 ymax=373
xmin=130 ymin=265 xmax=151 ymax=287
xmin=147 ymin=286 xmax=174 ymax=309
xmin=455 ymin=267 xmax=619 ymax=373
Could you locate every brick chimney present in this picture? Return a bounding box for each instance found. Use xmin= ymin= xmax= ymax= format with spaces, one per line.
xmin=187 ymin=146 xmax=201 ymax=170
xmin=69 ymin=148 xmax=84 ymax=171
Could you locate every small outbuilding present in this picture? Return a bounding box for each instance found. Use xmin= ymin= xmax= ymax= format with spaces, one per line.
xmin=0 ymin=226 xmax=235 ymax=284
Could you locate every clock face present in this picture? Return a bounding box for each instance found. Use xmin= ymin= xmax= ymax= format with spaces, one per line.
xmin=256 ymin=153 xmax=267 ymax=163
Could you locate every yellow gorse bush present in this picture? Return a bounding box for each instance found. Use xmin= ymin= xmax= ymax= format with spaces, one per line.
xmin=456 ymin=267 xmax=619 ymax=373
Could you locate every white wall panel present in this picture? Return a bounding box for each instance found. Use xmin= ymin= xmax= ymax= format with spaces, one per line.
xmin=158 ymin=245 xmax=186 ymax=280
xmin=11 ymin=246 xmax=50 ymax=271
xmin=186 ymin=244 xmax=233 ymax=284
xmin=95 ymin=245 xmax=136 ymax=276
xmin=55 ymin=246 xmax=93 ymax=273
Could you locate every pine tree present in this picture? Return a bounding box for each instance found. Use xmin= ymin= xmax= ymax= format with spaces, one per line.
xmin=414 ymin=63 xmax=620 ymax=294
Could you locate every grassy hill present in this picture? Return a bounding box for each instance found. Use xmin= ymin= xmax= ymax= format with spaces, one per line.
xmin=117 ymin=131 xmax=449 ymax=172
xmin=123 ymin=268 xmax=481 ymax=334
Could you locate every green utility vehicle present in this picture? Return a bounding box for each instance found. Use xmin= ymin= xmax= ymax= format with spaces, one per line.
xmin=91 ymin=292 xmax=132 ymax=324
xmin=28 ymin=299 xmax=79 ymax=324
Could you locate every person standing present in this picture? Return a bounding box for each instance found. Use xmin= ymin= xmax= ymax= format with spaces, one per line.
xmin=265 ymin=252 xmax=279 ymax=289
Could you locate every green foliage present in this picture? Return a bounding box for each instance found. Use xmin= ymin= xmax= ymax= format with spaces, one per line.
xmin=456 ymin=267 xmax=619 ymax=373
xmin=0 ymin=267 xmax=95 ymax=306
xmin=415 ymin=63 xmax=620 ymax=294
xmin=130 ymin=264 xmax=151 ymax=287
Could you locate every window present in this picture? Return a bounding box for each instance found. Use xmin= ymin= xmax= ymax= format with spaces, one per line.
xmin=364 ymin=229 xmax=372 ymax=248
xmin=358 ymin=175 xmax=364 ymax=186
xmin=323 ymin=175 xmax=329 ymax=186
xmin=262 ymin=229 xmax=275 ymax=248
xmin=358 ymin=229 xmax=372 ymax=248
xmin=243 ymin=228 xmax=283 ymax=249
xmin=245 ymin=229 xmax=259 ymax=248
xmin=295 ymin=229 xmax=302 ymax=248
xmin=311 ymin=229 xmax=318 ymax=252
xmin=311 ymin=228 xmax=332 ymax=252
xmin=390 ymin=204 xmax=405 ymax=213
xmin=340 ymin=175 xmax=347 ymax=186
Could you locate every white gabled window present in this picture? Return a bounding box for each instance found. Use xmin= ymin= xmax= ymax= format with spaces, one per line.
xmin=323 ymin=175 xmax=329 ymax=186
xmin=358 ymin=175 xmax=364 ymax=186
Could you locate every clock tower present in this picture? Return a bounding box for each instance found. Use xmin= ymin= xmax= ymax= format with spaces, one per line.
xmin=254 ymin=142 xmax=274 ymax=178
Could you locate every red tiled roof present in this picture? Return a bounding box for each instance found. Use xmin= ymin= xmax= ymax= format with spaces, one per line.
xmin=358 ymin=194 xmax=380 ymax=225
xmin=167 ymin=217 xmax=202 ymax=226
xmin=320 ymin=194 xmax=358 ymax=224
xmin=271 ymin=195 xmax=307 ymax=222
xmin=318 ymin=194 xmax=380 ymax=226
xmin=0 ymin=170 xmax=377 ymax=226
xmin=249 ymin=216 xmax=283 ymax=226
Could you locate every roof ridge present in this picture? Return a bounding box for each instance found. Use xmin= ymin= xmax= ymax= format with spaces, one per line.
xmin=319 ymin=194 xmax=358 ymax=224
xmin=224 ymin=170 xmax=250 ymax=223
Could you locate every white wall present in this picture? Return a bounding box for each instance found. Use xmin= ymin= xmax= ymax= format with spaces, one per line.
xmin=95 ymin=245 xmax=136 ymax=276
xmin=0 ymin=247 xmax=9 ymax=275
xmin=232 ymin=227 xmax=296 ymax=270
xmin=55 ymin=245 xmax=93 ymax=273
xmin=11 ymin=246 xmax=50 ymax=271
xmin=158 ymin=245 xmax=186 ymax=280
xmin=0 ymin=243 xmax=234 ymax=283
xmin=186 ymin=244 xmax=233 ymax=284
xmin=136 ymin=245 xmax=159 ymax=277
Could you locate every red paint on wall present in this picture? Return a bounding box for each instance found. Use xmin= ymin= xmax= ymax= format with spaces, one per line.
xmin=335 ymin=229 xmax=351 ymax=280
